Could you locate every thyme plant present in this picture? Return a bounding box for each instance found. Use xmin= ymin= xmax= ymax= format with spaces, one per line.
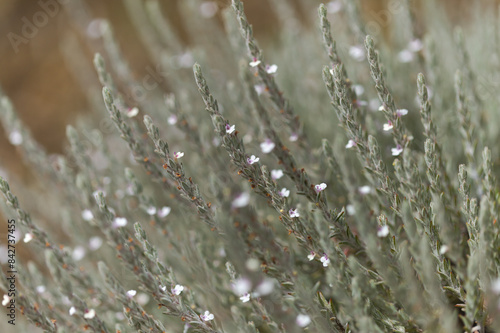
xmin=1 ymin=0 xmax=499 ymax=332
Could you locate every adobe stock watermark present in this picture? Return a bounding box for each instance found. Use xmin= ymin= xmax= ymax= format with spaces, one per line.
xmin=7 ymin=0 xmax=70 ymax=54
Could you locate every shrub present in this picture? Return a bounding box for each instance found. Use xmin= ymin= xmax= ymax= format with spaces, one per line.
xmin=1 ymin=0 xmax=499 ymax=332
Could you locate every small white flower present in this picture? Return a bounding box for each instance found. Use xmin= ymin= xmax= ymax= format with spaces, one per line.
xmin=137 ymin=293 xmax=150 ymax=305
xmin=345 ymin=139 xmax=356 ymax=149
xmin=254 ymin=84 xmax=266 ymax=95
xmin=173 ymin=151 xmax=184 ymax=159
xmin=160 ymin=285 xmax=167 ymax=292
xmin=126 ymin=290 xmax=137 ymax=298
xmin=391 ymin=144 xmax=403 ymax=156
xmin=112 ymin=217 xmax=128 ymax=228
xmin=72 ymin=246 xmax=86 ymax=261
xmin=243 ymin=134 xmax=252 ymax=144
xmin=225 ymin=124 xmax=235 ymax=134
xmin=249 ymin=58 xmax=261 ymax=67
xmin=314 ymin=183 xmax=327 ymax=193
xmin=177 ymin=52 xmax=195 ymax=68
xmin=126 ymin=107 xmax=139 ymax=118
xmin=408 ymin=39 xmax=423 ymax=52
xmin=23 ymin=233 xmax=34 ymax=243
xmin=12 ymin=230 xmax=20 ymax=244
xmin=260 ymin=139 xmax=275 ymax=154
xmin=289 ymin=133 xmax=299 ymax=142
xmin=256 ymin=279 xmax=274 ymax=296
xmin=471 ymin=325 xmax=481 ymax=333
xmin=247 ymin=155 xmax=260 ymax=165
xmin=84 ymin=309 xmax=96 ymax=319
xmin=492 ymin=278 xmax=500 ymax=295
xmin=383 ymin=121 xmax=393 ymax=131
xmin=397 ymin=49 xmax=414 ymax=63
xmin=200 ymin=310 xmax=214 ymax=321
xmin=146 ymin=206 xmax=157 ymax=216
xmin=232 ymin=278 xmax=252 ymax=295
xmin=369 ymin=99 xmax=381 ymax=111
xmin=89 ymin=236 xmax=103 ymax=250
xmin=8 ymin=130 xmax=23 ymax=146
xmin=232 ymin=192 xmax=250 ymax=208
xmin=289 ymin=208 xmax=300 ymax=218
xmin=349 ymin=45 xmax=365 ymax=61
xmin=279 ymin=188 xmax=290 ymax=198
xmin=168 ymin=115 xmax=177 ymax=125
xmin=271 ymin=169 xmax=284 ymax=180
xmin=396 ymin=109 xmax=408 ymax=117
xmin=359 ymin=185 xmax=372 ymax=195
xmin=355 ymin=100 xmax=367 ymax=107
xmin=353 ymin=84 xmax=364 ymax=96
xmin=246 ymin=258 xmax=260 ymax=271
xmin=296 ymin=313 xmax=312 ymax=327
xmin=86 ymin=19 xmax=105 ymax=39
xmin=240 ymin=293 xmax=251 ymax=303
xmin=439 ymin=245 xmax=449 ymax=255
xmin=378 ymin=105 xmax=386 ymax=112
xmin=346 ymin=204 xmax=355 ymax=216
xmin=327 ymin=0 xmax=343 ymax=13
xmin=200 ymin=1 xmax=218 ymax=18
xmin=2 ymin=295 xmax=10 ymax=306
xmin=36 ymin=285 xmax=46 ymax=293
xmin=172 ymin=285 xmax=184 ymax=295
xmin=307 ymin=252 xmax=315 ymax=261
xmin=158 ymin=206 xmax=171 ymax=218
xmin=69 ymin=306 xmax=76 ymax=316
xmin=266 ymin=64 xmax=278 ymax=74
xmin=377 ymin=225 xmax=389 ymax=237
xmin=320 ymin=254 xmax=330 ymax=267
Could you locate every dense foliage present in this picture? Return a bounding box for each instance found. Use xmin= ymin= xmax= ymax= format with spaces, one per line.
xmin=1 ymin=0 xmax=500 ymax=332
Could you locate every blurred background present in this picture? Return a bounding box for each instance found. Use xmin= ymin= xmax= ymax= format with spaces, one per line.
xmin=0 ymin=0 xmax=492 ymax=180
xmin=0 ymin=0 xmax=498 ymax=331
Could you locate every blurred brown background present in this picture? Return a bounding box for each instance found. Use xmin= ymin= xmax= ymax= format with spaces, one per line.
xmin=0 ymin=0 xmax=495 ymax=178
xmin=0 ymin=0 xmax=496 ymax=330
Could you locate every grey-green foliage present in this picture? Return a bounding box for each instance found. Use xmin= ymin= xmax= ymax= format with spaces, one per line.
xmin=1 ymin=0 xmax=500 ymax=332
